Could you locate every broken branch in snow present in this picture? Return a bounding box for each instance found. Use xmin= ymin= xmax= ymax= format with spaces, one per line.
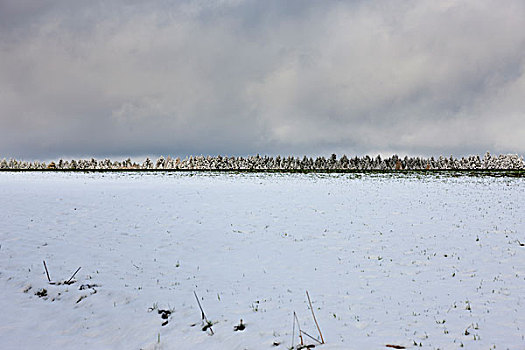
xmin=65 ymin=267 xmax=81 ymax=284
xmin=43 ymin=260 xmax=51 ymax=282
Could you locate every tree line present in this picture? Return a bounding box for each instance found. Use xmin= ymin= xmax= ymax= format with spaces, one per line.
xmin=1 ymin=152 xmax=523 ymax=171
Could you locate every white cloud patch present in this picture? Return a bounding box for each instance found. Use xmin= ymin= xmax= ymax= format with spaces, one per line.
xmin=1 ymin=0 xmax=524 ymax=158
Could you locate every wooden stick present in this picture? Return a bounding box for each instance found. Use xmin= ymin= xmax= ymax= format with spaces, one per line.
xmin=193 ymin=291 xmax=214 ymax=335
xmin=306 ymin=290 xmax=325 ymax=344
xmin=66 ymin=267 xmax=81 ymax=284
xmin=43 ymin=260 xmax=51 ymax=282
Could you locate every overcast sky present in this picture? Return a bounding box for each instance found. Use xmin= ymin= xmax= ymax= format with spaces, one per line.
xmin=1 ymin=0 xmax=524 ymax=160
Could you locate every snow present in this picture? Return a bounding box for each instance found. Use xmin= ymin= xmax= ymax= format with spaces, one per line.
xmin=1 ymin=171 xmax=524 ymax=349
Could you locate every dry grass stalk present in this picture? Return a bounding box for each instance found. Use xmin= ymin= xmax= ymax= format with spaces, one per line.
xmin=293 ymin=311 xmax=304 ymax=346
xmin=306 ymin=290 xmax=324 ymax=344
xmin=193 ymin=291 xmax=214 ymax=335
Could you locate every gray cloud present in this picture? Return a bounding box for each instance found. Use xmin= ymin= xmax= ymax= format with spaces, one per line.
xmin=1 ymin=0 xmax=525 ymax=159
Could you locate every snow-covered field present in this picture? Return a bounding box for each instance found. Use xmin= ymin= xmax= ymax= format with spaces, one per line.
xmin=1 ymin=171 xmax=524 ymax=350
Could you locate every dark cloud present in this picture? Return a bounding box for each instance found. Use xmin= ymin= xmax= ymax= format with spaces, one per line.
xmin=1 ymin=0 xmax=524 ymax=159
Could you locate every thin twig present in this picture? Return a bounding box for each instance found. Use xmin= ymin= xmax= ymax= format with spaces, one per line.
xmin=66 ymin=267 xmax=81 ymax=284
xmin=306 ymin=290 xmax=324 ymax=344
xmin=193 ymin=291 xmax=214 ymax=335
xmin=43 ymin=260 xmax=51 ymax=282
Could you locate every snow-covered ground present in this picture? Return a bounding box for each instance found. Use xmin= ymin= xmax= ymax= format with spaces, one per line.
xmin=0 ymin=171 xmax=524 ymax=349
